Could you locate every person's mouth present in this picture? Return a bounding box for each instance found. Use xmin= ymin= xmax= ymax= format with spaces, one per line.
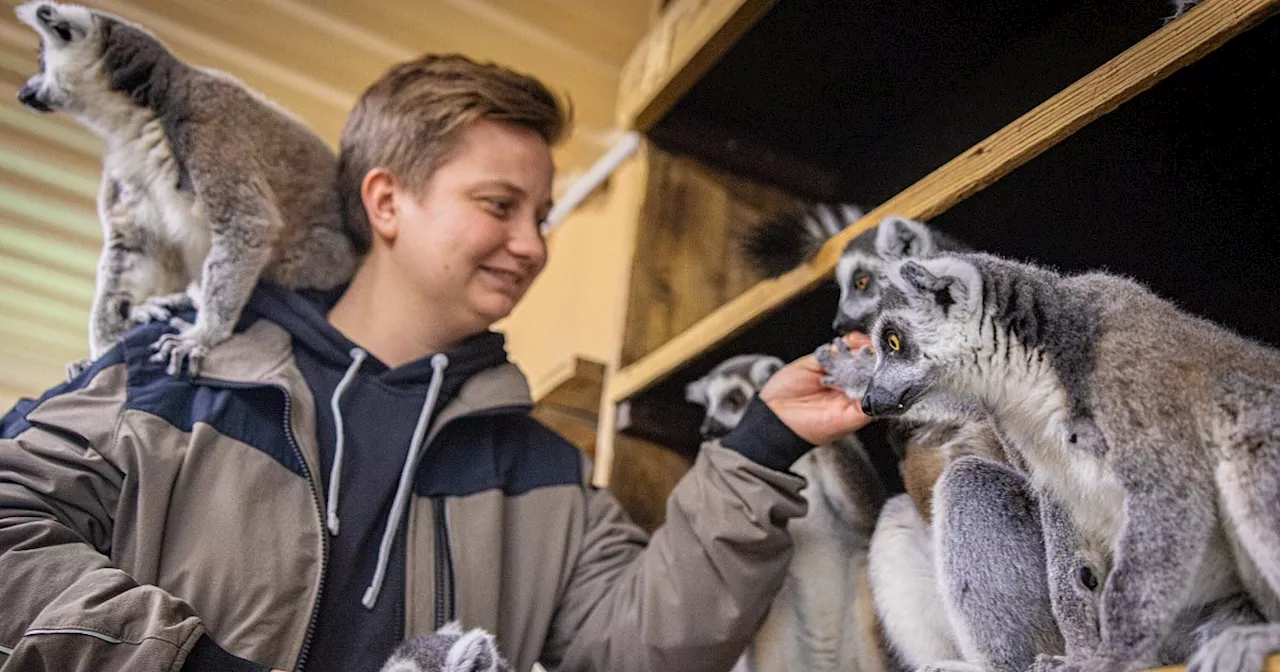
xmin=480 ymin=266 xmax=525 ymax=292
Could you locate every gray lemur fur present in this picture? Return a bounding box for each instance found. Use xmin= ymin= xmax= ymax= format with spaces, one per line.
xmin=686 ymin=355 xmax=892 ymax=672
xmin=685 ymin=354 xmax=786 ymax=439
xmin=17 ymin=1 xmax=358 ymax=377
xmin=380 ymin=622 xmax=511 ymax=672
xmin=816 ymin=217 xmax=1060 ymax=672
xmin=862 ymin=250 xmax=1280 ymax=672
xmin=1040 ymin=479 xmax=1263 ymax=671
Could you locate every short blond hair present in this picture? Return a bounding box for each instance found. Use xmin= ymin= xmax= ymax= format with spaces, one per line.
xmin=337 ymin=53 xmax=571 ymax=252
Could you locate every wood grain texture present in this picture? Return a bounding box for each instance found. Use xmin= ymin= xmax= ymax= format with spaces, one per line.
xmin=610 ymin=0 xmax=1280 ymax=403
xmin=615 ymin=0 xmax=776 ymax=130
xmin=618 ymin=145 xmax=804 ymax=366
xmin=1146 ymin=654 xmax=1280 ymax=672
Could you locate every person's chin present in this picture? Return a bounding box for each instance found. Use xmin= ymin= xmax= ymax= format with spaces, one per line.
xmin=472 ymin=292 xmax=520 ymax=323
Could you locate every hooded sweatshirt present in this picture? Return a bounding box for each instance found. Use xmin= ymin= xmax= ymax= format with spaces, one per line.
xmin=245 ymin=284 xmax=514 ymax=671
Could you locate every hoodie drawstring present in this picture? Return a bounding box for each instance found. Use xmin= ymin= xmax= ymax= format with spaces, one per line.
xmin=362 ymin=352 xmax=450 ymax=609
xmin=326 ymin=347 xmax=368 ymax=536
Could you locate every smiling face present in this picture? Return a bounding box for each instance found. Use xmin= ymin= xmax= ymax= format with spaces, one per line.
xmin=390 ymin=118 xmax=554 ymax=336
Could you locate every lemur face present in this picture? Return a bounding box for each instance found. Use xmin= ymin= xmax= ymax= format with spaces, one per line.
xmin=833 ymin=250 xmax=883 ymax=334
xmin=685 ymin=355 xmax=784 ymax=439
xmin=861 ymin=256 xmax=984 ymax=417
xmin=16 ymin=3 xmax=106 ymax=114
xmin=832 ymin=216 xmax=944 ymax=335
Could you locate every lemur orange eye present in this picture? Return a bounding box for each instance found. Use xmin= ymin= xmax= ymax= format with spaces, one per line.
xmin=855 ymin=275 xmax=870 ymax=291
xmin=887 ymin=333 xmax=902 ymax=351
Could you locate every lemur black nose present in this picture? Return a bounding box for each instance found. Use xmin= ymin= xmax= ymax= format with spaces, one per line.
xmin=861 ymin=385 xmax=904 ymax=417
xmin=17 ymin=83 xmax=51 ymax=113
xmin=35 ymin=4 xmax=54 ymax=24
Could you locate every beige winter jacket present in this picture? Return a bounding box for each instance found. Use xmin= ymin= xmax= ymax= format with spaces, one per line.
xmin=0 ymin=316 xmax=813 ymax=671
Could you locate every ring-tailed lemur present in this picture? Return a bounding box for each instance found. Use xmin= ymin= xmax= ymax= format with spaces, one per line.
xmin=742 ymin=202 xmax=866 ymax=279
xmin=813 ymin=216 xmax=1081 ymax=672
xmin=16 ymin=2 xmax=358 ymax=377
xmin=685 ymin=354 xmax=893 ymax=672
xmin=380 ymin=622 xmax=511 ymax=672
xmin=822 ymin=335 xmax=1063 ymax=672
xmin=743 ymin=208 xmax=968 ymax=334
xmin=861 ymin=251 xmax=1280 ymax=672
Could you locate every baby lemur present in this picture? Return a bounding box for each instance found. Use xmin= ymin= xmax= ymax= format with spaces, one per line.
xmin=686 ymin=354 xmax=892 ymax=672
xmin=17 ymin=1 xmax=358 ymax=376
xmin=861 ymin=250 xmax=1280 ymax=672
xmin=381 ymin=622 xmax=511 ymax=672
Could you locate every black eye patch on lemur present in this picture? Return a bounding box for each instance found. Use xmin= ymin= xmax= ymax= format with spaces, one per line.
xmin=879 ymin=319 xmax=918 ymax=361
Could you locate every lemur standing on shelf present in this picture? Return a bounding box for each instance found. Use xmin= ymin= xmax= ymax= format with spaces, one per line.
xmin=16 ymin=1 xmax=358 ymax=377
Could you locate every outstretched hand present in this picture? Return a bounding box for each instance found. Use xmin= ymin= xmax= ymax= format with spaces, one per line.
xmin=758 ymin=332 xmax=875 ymax=445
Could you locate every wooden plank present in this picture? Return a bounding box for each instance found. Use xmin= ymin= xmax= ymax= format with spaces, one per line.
xmin=615 ymin=0 xmax=776 ymax=131
xmin=590 ymin=144 xmax=655 ymax=486
xmin=1147 ymin=654 xmax=1280 ymax=672
xmin=618 ymin=145 xmax=805 ymax=366
xmin=610 ymin=0 xmax=1280 ymax=403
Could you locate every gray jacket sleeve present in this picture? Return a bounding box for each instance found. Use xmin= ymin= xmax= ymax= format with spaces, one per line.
xmin=544 ymin=399 xmax=812 ymax=671
xmin=0 ymin=360 xmax=254 ymax=671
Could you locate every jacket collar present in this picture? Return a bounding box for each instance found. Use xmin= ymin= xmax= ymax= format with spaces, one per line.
xmin=195 ymin=318 xmax=534 ymax=424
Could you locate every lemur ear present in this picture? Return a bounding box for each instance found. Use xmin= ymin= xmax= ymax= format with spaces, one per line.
xmin=895 ymin=257 xmax=982 ymax=319
xmin=748 ymin=356 xmax=785 ymax=389
xmin=444 ymin=627 xmax=504 ymax=672
xmin=875 ymin=216 xmax=938 ymax=261
xmin=685 ymin=377 xmax=710 ymax=406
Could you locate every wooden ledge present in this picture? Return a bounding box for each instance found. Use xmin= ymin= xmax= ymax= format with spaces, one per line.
xmin=1147 ymin=653 xmax=1280 ymax=672
xmin=609 ymin=0 xmax=1280 ymax=404
xmin=616 ymin=0 xmax=777 ymax=131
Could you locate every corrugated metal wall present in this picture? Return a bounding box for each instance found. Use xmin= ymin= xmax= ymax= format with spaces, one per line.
xmin=0 ymin=0 xmax=651 ymax=407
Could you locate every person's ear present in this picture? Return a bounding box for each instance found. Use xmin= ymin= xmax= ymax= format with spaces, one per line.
xmin=362 ymin=168 xmax=400 ymax=243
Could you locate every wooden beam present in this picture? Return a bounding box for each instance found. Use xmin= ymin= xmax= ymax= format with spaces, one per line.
xmin=615 ymin=0 xmax=776 ymax=131
xmin=647 ymin=112 xmax=842 ymax=203
xmin=1147 ymin=655 xmax=1280 ymax=672
xmin=609 ymin=0 xmax=1280 ymax=403
xmin=530 ymin=356 xmax=607 ymax=457
xmin=592 ymin=144 xmax=655 ymax=486
xmin=615 ymin=396 xmax=704 ymax=457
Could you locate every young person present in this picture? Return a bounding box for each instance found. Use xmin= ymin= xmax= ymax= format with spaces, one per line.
xmin=0 ymin=54 xmax=870 ymax=672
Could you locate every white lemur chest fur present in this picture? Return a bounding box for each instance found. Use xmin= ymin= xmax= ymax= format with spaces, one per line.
xmin=100 ymin=109 xmax=210 ymax=283
xmin=975 ymin=344 xmax=1125 ymax=551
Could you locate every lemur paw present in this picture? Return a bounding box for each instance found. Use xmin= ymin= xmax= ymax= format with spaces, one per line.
xmin=1029 ymin=654 xmax=1086 ymax=672
xmin=815 ymin=337 xmax=877 ymax=397
xmin=1189 ymin=625 xmax=1280 ymax=672
xmin=149 ymin=318 xmax=210 ymax=377
xmin=65 ymin=357 xmax=93 ymax=381
xmin=130 ymin=292 xmax=194 ymax=325
xmin=914 ymin=661 xmax=985 ymax=672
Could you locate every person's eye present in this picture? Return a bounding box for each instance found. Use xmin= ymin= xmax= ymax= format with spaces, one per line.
xmin=482 ymin=197 xmax=512 ymax=217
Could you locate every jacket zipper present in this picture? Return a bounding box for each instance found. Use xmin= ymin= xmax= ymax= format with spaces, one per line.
xmin=432 ymin=497 xmax=455 ymax=629
xmin=198 ymin=377 xmax=327 ymax=672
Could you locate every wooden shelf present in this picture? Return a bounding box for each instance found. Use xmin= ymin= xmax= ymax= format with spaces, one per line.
xmin=608 ymin=0 xmax=1280 ymax=404
xmin=615 ymin=0 xmax=777 ymax=131
xmin=1149 ymin=654 xmax=1280 ymax=672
